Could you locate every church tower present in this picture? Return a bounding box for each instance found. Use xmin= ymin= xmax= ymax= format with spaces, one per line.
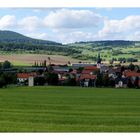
xmin=97 ymin=52 xmax=102 ymax=68
xmin=97 ymin=52 xmax=101 ymax=64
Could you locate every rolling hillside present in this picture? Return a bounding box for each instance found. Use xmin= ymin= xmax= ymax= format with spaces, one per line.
xmin=67 ymin=41 xmax=140 ymax=61
xmin=0 ymin=30 xmax=140 ymax=62
xmin=0 ymin=30 xmax=79 ymax=56
xmin=0 ymin=30 xmax=61 ymax=45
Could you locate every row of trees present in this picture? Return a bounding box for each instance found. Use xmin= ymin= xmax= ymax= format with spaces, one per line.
xmin=0 ymin=42 xmax=81 ymax=56
xmin=95 ymin=73 xmax=115 ymax=87
xmin=33 ymin=72 xmax=77 ymax=86
xmin=33 ymin=58 xmax=51 ymax=67
xmin=118 ymin=58 xmax=138 ymax=63
xmin=0 ymin=61 xmax=20 ymax=87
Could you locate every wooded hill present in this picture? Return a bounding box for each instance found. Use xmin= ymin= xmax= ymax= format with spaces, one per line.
xmin=0 ymin=30 xmax=80 ymax=55
xmin=0 ymin=30 xmax=140 ymax=61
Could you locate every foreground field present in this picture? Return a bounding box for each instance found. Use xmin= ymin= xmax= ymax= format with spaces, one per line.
xmin=0 ymin=86 xmax=140 ymax=132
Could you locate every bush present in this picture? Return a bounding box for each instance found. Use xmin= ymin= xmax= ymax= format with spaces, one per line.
xmin=127 ymin=58 xmax=138 ymax=62
xmin=66 ymin=78 xmax=77 ymax=86
xmin=127 ymin=78 xmax=134 ymax=88
xmin=2 ymin=60 xmax=12 ymax=69
xmin=34 ymin=76 xmax=46 ymax=86
xmin=0 ymin=72 xmax=17 ymax=88
xmin=45 ymin=73 xmax=58 ymax=85
xmin=0 ymin=77 xmax=6 ymax=88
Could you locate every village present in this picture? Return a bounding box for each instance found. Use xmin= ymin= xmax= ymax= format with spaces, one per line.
xmin=0 ymin=53 xmax=140 ymax=88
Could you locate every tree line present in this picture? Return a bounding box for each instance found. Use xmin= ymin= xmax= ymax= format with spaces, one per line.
xmin=0 ymin=42 xmax=81 ymax=56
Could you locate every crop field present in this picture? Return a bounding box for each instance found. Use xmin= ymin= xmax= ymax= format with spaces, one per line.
xmin=0 ymin=86 xmax=140 ymax=132
xmin=0 ymin=53 xmax=80 ymax=66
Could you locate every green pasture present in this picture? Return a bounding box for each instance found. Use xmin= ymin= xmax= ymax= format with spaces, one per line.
xmin=0 ymin=86 xmax=140 ymax=132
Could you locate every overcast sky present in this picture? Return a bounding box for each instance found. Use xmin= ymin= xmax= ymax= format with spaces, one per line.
xmin=0 ymin=8 xmax=140 ymax=43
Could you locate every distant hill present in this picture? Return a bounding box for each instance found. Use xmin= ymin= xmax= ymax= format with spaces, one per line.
xmin=0 ymin=30 xmax=140 ymax=61
xmin=70 ymin=40 xmax=137 ymax=47
xmin=0 ymin=30 xmax=61 ymax=45
xmin=67 ymin=40 xmax=140 ymax=61
xmin=0 ymin=30 xmax=80 ymax=56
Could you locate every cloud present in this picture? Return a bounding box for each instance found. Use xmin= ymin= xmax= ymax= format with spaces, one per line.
xmin=0 ymin=15 xmax=16 ymax=29
xmin=25 ymin=32 xmax=60 ymax=43
xmin=1 ymin=10 xmax=140 ymax=43
xmin=125 ymin=31 xmax=140 ymax=40
xmin=51 ymin=31 xmax=95 ymax=43
xmin=25 ymin=30 xmax=95 ymax=44
xmin=51 ymin=15 xmax=140 ymax=43
xmin=18 ymin=16 xmax=41 ymax=31
xmin=97 ymin=15 xmax=140 ymax=40
xmin=44 ymin=9 xmax=102 ymax=29
xmin=26 ymin=32 xmax=48 ymax=40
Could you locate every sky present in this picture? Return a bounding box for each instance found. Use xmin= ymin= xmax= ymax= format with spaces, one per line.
xmin=0 ymin=8 xmax=140 ymax=43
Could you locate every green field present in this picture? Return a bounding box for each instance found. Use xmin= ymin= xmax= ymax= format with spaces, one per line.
xmin=0 ymin=86 xmax=140 ymax=132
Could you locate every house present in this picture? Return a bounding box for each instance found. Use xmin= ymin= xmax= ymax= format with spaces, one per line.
xmin=79 ymin=74 xmax=96 ymax=87
xmin=115 ymin=77 xmax=128 ymax=88
xmin=17 ymin=72 xmax=37 ymax=83
xmin=123 ymin=70 xmax=140 ymax=78
xmin=78 ymin=66 xmax=97 ymax=87
xmin=123 ymin=70 xmax=140 ymax=87
xmin=100 ymin=65 xmax=110 ymax=73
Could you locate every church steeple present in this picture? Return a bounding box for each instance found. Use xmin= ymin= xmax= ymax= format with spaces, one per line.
xmin=97 ymin=52 xmax=101 ymax=64
xmin=97 ymin=52 xmax=102 ymax=68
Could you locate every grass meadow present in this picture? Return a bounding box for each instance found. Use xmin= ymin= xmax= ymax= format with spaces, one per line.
xmin=0 ymin=86 xmax=140 ymax=132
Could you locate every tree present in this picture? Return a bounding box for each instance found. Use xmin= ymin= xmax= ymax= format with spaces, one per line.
xmin=34 ymin=76 xmax=46 ymax=86
xmin=121 ymin=66 xmax=125 ymax=72
xmin=128 ymin=63 xmax=135 ymax=71
xmin=68 ymin=61 xmax=71 ymax=65
xmin=66 ymin=78 xmax=77 ymax=86
xmin=43 ymin=60 xmax=47 ymax=67
xmin=127 ymin=78 xmax=134 ymax=88
xmin=102 ymin=74 xmax=109 ymax=87
xmin=48 ymin=57 xmax=51 ymax=65
xmin=108 ymin=78 xmax=115 ymax=87
xmin=1 ymin=72 xmax=17 ymax=85
xmin=2 ymin=60 xmax=12 ymax=69
xmin=0 ymin=63 xmax=2 ymax=69
xmin=0 ymin=72 xmax=17 ymax=88
xmin=95 ymin=73 xmax=103 ymax=87
xmin=48 ymin=66 xmax=54 ymax=72
xmin=34 ymin=61 xmax=37 ymax=67
xmin=69 ymin=68 xmax=73 ymax=73
xmin=134 ymin=77 xmax=139 ymax=88
xmin=76 ymin=67 xmax=84 ymax=73
xmin=0 ymin=77 xmax=6 ymax=88
xmin=134 ymin=65 xmax=139 ymax=72
xmin=45 ymin=72 xmax=58 ymax=85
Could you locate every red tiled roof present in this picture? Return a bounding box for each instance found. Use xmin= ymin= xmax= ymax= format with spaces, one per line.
xmin=17 ymin=73 xmax=37 ymax=79
xmin=124 ymin=71 xmax=140 ymax=77
xmin=84 ymin=66 xmax=97 ymax=70
xmin=82 ymin=70 xmax=92 ymax=74
xmin=79 ymin=74 xmax=96 ymax=80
